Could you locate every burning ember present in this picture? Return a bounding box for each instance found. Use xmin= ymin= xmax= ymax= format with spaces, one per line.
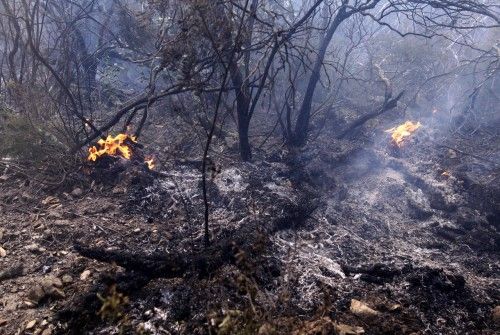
xmin=385 ymin=121 xmax=422 ymax=147
xmin=87 ymin=133 xmax=154 ymax=169
xmin=145 ymin=157 xmax=155 ymax=170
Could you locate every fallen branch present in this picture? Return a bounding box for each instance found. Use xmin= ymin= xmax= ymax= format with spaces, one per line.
xmin=337 ymin=91 xmax=404 ymax=139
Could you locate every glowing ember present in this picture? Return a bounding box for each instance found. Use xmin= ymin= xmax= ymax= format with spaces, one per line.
xmin=385 ymin=121 xmax=422 ymax=147
xmin=87 ymin=133 xmax=154 ymax=169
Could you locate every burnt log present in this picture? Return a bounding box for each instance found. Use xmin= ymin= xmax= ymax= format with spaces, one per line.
xmin=337 ymin=91 xmax=404 ymax=139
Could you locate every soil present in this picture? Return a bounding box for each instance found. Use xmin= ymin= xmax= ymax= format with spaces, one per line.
xmin=0 ymin=125 xmax=499 ymax=335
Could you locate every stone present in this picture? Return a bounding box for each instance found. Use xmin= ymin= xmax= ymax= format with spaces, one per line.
xmin=71 ymin=188 xmax=83 ymax=197
xmin=27 ymin=277 xmax=66 ymax=304
xmin=62 ymin=275 xmax=73 ymax=284
xmin=0 ymin=246 xmax=6 ymax=257
xmin=24 ymin=300 xmax=36 ymax=307
xmin=26 ymin=243 xmax=41 ymax=253
xmin=80 ymin=270 xmax=91 ymax=281
xmin=27 ymin=285 xmax=45 ymax=303
xmin=41 ymin=276 xmax=62 ymax=289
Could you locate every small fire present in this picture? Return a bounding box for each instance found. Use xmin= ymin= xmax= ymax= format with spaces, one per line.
xmin=145 ymin=157 xmax=155 ymax=170
xmin=87 ymin=133 xmax=154 ymax=169
xmin=385 ymin=121 xmax=422 ymax=147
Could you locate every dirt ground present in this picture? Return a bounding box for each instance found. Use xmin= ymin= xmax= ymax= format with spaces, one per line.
xmin=0 ymin=124 xmax=499 ymax=335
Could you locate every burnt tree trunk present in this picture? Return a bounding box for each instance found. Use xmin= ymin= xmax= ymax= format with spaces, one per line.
xmin=230 ymin=62 xmax=252 ymax=161
xmin=292 ymin=7 xmax=348 ymax=146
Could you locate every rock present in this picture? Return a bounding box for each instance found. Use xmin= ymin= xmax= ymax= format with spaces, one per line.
xmin=24 ymin=300 xmax=36 ymax=307
xmin=27 ymin=285 xmax=45 ymax=303
xmin=71 ymin=188 xmax=83 ymax=197
xmin=492 ymin=306 xmax=500 ymax=325
xmin=0 ymin=246 xmax=6 ymax=257
xmin=42 ymin=276 xmax=63 ymax=289
xmin=0 ymin=174 xmax=9 ymax=182
xmin=26 ymin=243 xmax=41 ymax=253
xmin=133 ymin=228 xmax=141 ymax=233
xmin=80 ymin=269 xmax=91 ymax=281
xmin=62 ymin=275 xmax=73 ymax=284
xmin=26 ymin=320 xmax=37 ymax=329
xmin=350 ymin=299 xmax=379 ymax=318
xmin=27 ymin=277 xmax=66 ymax=303
xmin=41 ymin=326 xmax=53 ymax=335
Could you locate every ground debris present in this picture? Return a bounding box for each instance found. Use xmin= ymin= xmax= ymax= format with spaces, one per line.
xmin=350 ymin=299 xmax=380 ymax=318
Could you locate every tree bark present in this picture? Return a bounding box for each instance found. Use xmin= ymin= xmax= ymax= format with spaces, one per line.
xmin=292 ymin=7 xmax=348 ymax=146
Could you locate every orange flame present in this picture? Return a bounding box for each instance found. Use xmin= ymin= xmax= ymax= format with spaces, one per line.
xmin=87 ymin=133 xmax=154 ymax=169
xmin=385 ymin=121 xmax=421 ymax=147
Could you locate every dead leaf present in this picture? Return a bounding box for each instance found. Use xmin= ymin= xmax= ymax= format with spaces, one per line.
xmin=26 ymin=320 xmax=36 ymax=329
xmin=389 ymin=303 xmax=402 ymax=311
xmin=350 ymin=299 xmax=379 ymax=318
xmin=42 ymin=196 xmax=59 ymax=205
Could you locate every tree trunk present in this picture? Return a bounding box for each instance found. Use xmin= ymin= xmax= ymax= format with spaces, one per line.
xmin=230 ymin=59 xmax=252 ymax=161
xmin=292 ymin=7 xmax=347 ymax=146
xmin=238 ymin=114 xmax=252 ymax=161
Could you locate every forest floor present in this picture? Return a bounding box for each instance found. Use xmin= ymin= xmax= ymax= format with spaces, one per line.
xmin=0 ymin=123 xmax=499 ymax=335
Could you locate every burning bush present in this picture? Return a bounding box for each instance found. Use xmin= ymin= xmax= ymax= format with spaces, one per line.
xmin=385 ymin=121 xmax=422 ymax=147
xmin=87 ymin=133 xmax=154 ymax=170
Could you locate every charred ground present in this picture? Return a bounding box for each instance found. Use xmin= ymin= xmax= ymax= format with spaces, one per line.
xmin=0 ymin=117 xmax=498 ymax=334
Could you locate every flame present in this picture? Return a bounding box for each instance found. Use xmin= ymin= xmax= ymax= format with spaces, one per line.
xmin=385 ymin=121 xmax=421 ymax=147
xmin=145 ymin=157 xmax=155 ymax=170
xmin=87 ymin=133 xmax=154 ymax=169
